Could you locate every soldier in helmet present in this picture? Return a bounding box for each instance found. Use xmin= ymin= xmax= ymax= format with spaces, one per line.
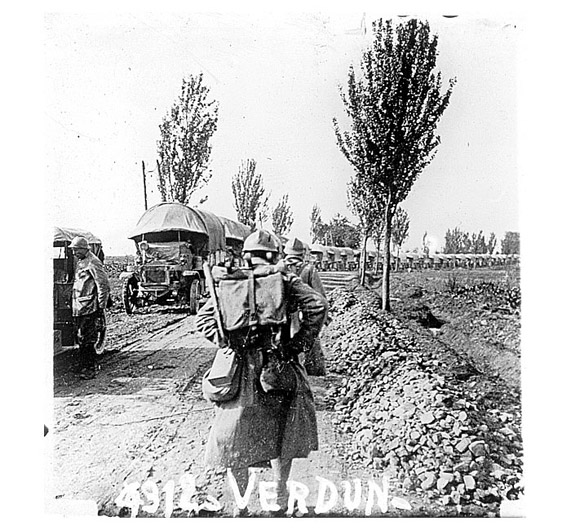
xmin=284 ymin=237 xmax=329 ymax=376
xmin=196 ymin=229 xmax=327 ymax=517
xmin=69 ymin=236 xmax=110 ymax=376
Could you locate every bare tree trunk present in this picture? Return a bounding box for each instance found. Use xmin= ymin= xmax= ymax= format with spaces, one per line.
xmin=382 ymin=206 xmax=392 ymax=311
xmin=375 ymin=235 xmax=381 ymax=274
xmin=359 ymin=232 xmax=368 ymax=286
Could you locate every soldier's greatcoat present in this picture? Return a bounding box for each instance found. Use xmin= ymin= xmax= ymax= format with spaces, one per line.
xmin=289 ymin=260 xmax=328 ymax=375
xmin=196 ymin=264 xmax=327 ymax=469
xmin=72 ymin=250 xmax=110 ymax=317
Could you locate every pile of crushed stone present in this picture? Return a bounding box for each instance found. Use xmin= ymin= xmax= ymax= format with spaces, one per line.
xmin=321 ymin=286 xmax=523 ymax=512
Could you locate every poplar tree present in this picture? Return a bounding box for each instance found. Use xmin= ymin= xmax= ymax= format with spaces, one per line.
xmin=271 ymin=194 xmax=294 ymax=236
xmin=347 ymin=180 xmax=384 ymax=285
xmin=501 ymin=231 xmax=520 ymax=255
xmin=157 ymin=72 xmax=218 ymax=204
xmin=391 ymin=207 xmax=410 ymax=262
xmin=443 ymin=227 xmax=464 ymax=253
xmin=310 ymin=204 xmax=326 ymax=244
xmin=334 ymin=18 xmax=455 ymax=309
xmin=231 ymin=159 xmax=269 ymax=230
xmin=487 ymin=232 xmax=497 ymax=255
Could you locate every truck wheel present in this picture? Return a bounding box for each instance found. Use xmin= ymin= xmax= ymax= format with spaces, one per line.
xmin=188 ymin=279 xmax=199 ymax=315
xmin=122 ymin=278 xmax=137 ymax=315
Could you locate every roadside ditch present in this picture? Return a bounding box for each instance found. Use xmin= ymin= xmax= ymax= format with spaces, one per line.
xmin=321 ymin=283 xmax=523 ymax=516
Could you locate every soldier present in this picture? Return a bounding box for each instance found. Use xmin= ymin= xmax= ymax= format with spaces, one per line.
xmin=196 ymin=229 xmax=327 ymax=517
xmin=69 ymin=236 xmax=110 ymax=376
xmin=284 ymin=237 xmax=328 ymax=376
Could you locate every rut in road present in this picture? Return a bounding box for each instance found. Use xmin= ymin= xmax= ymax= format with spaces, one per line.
xmin=50 ymin=315 xmax=220 ymax=516
xmin=49 ymin=312 xmax=393 ymax=518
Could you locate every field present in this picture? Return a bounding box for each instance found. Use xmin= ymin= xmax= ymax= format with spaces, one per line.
xmin=388 ymin=267 xmax=520 ymax=388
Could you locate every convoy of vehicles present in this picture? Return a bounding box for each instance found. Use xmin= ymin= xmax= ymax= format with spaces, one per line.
xmin=118 ymin=203 xmax=366 ymax=315
xmin=309 ymin=243 xmax=358 ymax=271
xmin=53 ymin=227 xmax=107 ymax=356
xmin=55 ymin=205 xmax=519 ymax=333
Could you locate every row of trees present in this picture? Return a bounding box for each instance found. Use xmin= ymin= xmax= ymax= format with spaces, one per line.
xmin=310 ymin=207 xmax=360 ymax=248
xmin=153 ymin=18 xmax=460 ymax=313
xmin=154 ymin=74 xmax=294 ymax=236
xmin=310 ymin=205 xmax=410 ymax=258
xmin=231 ymin=158 xmax=294 ymax=236
xmin=443 ymin=228 xmax=497 ymax=255
xmin=442 ymin=228 xmax=519 ymax=255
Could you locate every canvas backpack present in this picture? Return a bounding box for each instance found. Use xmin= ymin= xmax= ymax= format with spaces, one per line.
xmin=212 ymin=265 xmax=287 ymax=348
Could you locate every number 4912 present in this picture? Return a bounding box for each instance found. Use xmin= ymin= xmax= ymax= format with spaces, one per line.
xmin=115 ymin=474 xmax=222 ymax=518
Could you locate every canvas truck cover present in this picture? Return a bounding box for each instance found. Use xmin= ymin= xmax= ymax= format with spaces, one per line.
xmin=341 ymin=247 xmax=356 ymax=261
xmin=129 ymin=203 xmax=226 ymax=253
xmin=129 ymin=203 xmax=208 ymax=240
xmin=54 ymin=226 xmax=103 ymax=260
xmin=219 ymin=216 xmax=251 ymax=243
xmin=54 ymin=227 xmax=101 ymax=246
xmin=310 ymin=243 xmax=327 ymax=256
xmin=193 ymin=209 xmax=226 ymax=253
xmin=326 ymin=247 xmax=342 ymax=262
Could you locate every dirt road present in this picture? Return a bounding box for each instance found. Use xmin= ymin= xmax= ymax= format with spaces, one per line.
xmin=46 ymin=268 xmax=520 ymax=518
xmin=47 ymin=311 xmax=395 ymax=518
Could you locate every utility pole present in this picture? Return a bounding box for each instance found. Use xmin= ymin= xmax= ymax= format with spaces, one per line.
xmin=142 ymin=160 xmax=148 ymax=210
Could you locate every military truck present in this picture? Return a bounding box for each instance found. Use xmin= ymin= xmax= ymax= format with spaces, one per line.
xmin=340 ymin=247 xmax=357 ymax=271
xmin=121 ymin=203 xmax=250 ymax=315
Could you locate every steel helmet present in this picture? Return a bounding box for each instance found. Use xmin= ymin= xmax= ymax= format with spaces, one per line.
xmin=284 ymin=237 xmax=305 ymax=257
xmin=243 ymin=229 xmax=279 ymax=253
xmin=70 ymin=236 xmax=89 ymax=250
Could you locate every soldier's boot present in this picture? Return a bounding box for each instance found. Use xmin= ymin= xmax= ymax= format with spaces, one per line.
xmin=79 ymin=344 xmax=97 ymax=378
xmin=304 ymin=340 xmax=326 ymax=376
xmin=270 ymin=457 xmax=293 ymax=516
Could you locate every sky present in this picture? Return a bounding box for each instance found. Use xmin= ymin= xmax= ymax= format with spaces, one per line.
xmin=45 ymin=11 xmax=519 ymax=255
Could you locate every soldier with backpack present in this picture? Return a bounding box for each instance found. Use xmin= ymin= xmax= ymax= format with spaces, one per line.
xmin=284 ymin=237 xmax=328 ymax=376
xmin=196 ymin=229 xmax=327 ymax=517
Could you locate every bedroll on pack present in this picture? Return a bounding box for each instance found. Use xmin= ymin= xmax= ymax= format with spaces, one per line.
xmin=212 ymin=266 xmax=287 ymax=331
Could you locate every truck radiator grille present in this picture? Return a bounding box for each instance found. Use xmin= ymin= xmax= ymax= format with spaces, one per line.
xmin=143 ymin=268 xmax=167 ymax=284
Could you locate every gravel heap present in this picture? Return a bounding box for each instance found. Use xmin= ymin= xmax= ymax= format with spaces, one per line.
xmin=322 ymin=286 xmax=523 ymax=509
